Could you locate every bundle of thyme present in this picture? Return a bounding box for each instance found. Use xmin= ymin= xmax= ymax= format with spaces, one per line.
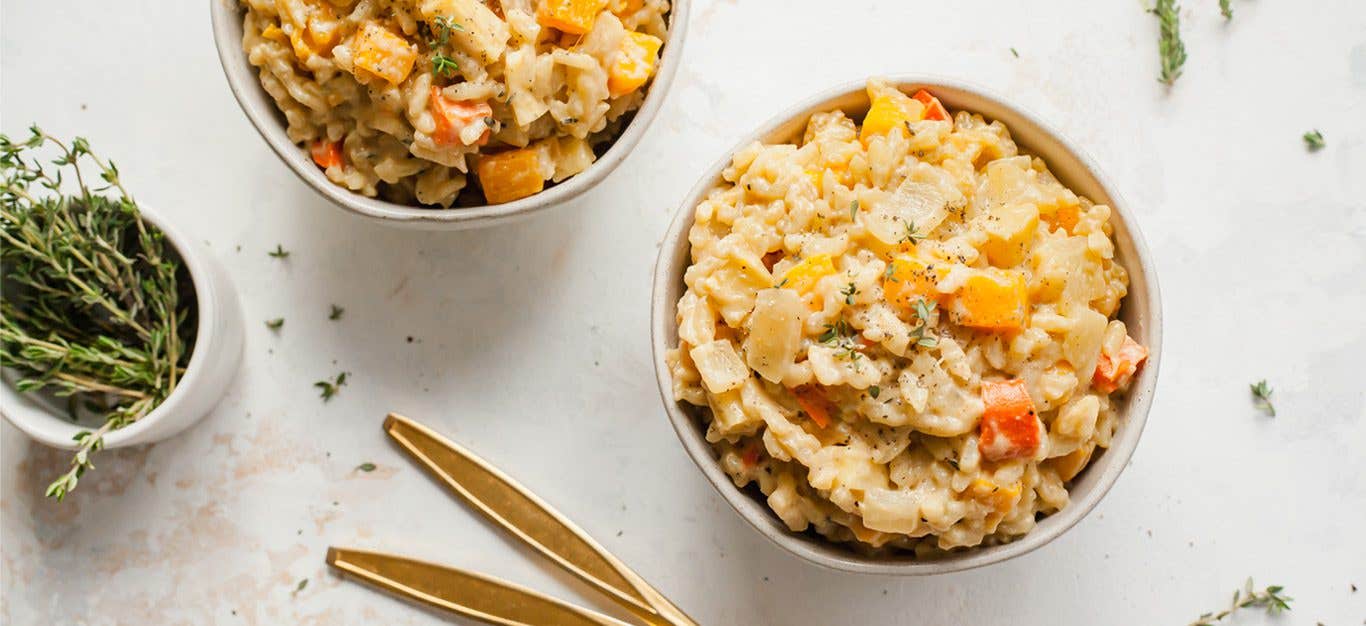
xmin=1 ymin=126 xmax=193 ymax=501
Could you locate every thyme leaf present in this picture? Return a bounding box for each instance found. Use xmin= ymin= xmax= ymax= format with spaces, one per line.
xmin=1303 ymin=129 xmax=1325 ymax=151
xmin=1188 ymin=579 xmax=1291 ymax=626
xmin=315 ymin=372 xmax=348 ymax=402
xmin=1250 ymin=379 xmax=1275 ymax=416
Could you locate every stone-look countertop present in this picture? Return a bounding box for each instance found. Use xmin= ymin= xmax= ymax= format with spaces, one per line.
xmin=3 ymin=1 xmax=1364 ymax=624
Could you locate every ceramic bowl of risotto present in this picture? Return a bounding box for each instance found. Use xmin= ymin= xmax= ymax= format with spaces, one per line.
xmin=650 ymin=76 xmax=1161 ymax=574
xmin=211 ymin=0 xmax=688 ymax=229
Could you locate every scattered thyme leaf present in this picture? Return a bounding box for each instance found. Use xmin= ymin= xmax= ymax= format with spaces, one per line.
xmin=869 ymin=386 xmax=880 ymax=399
xmin=266 ymin=318 xmax=284 ymax=331
xmin=841 ymin=281 xmax=860 ymax=305
xmin=268 ymin=244 xmax=290 ymax=259
xmin=909 ymin=298 xmax=938 ymax=349
xmin=1187 ymin=579 xmax=1291 ymax=626
xmin=1219 ymin=0 xmax=1232 ymax=19
xmin=849 ymin=199 xmax=859 ymax=222
xmin=315 ymin=372 xmax=348 ymax=401
xmin=900 ymin=219 xmax=927 ymax=244
xmin=431 ymin=54 xmax=459 ymax=77
xmin=818 ymin=319 xmax=862 ymax=361
xmin=356 ymin=462 xmax=376 ymax=472
xmin=295 ymin=578 xmax=308 ymax=593
xmin=1250 ymin=379 xmax=1276 ymax=416
xmin=328 ymin=304 xmax=344 ymax=321
xmin=1010 ymin=47 xmax=1019 ymax=58
xmin=1303 ymin=129 xmax=1325 ymax=151
xmin=1151 ymin=0 xmax=1187 ymax=86
xmin=774 ymin=277 xmax=789 ymax=289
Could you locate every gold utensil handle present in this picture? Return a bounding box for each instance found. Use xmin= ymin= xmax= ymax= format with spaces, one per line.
xmin=327 ymin=547 xmax=630 ymax=626
xmin=384 ymin=413 xmax=698 ymax=626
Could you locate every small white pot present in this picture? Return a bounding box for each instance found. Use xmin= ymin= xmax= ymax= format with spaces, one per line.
xmin=1 ymin=206 xmax=244 ymax=449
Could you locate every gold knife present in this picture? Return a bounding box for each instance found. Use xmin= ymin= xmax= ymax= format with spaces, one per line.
xmin=327 ymin=547 xmax=631 ymax=626
xmin=367 ymin=413 xmax=697 ymax=626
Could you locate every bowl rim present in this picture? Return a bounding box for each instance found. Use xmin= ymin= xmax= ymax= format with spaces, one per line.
xmin=0 ymin=205 xmax=226 ymax=449
xmin=649 ymin=74 xmax=1163 ymax=575
xmin=208 ymin=0 xmax=690 ymax=229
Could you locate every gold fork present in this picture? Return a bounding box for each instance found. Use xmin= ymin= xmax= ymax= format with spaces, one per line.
xmin=326 ymin=413 xmax=698 ymax=626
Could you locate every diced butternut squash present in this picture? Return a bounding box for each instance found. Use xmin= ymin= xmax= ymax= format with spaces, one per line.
xmin=1092 ymin=335 xmax=1149 ymax=393
xmin=883 ymin=254 xmax=948 ymax=310
xmin=310 ymin=139 xmax=344 ymax=169
xmin=779 ymin=254 xmax=836 ymax=293
xmin=949 ymin=269 xmax=1028 ymax=331
xmin=792 ymin=385 xmax=834 ymax=428
xmin=475 ymin=148 xmax=546 ymax=204
xmin=911 ymin=89 xmax=951 ymax=123
xmin=351 ymin=22 xmax=418 ymax=85
xmin=537 ymin=0 xmax=609 ymax=35
xmin=429 ymin=87 xmax=492 ymax=146
xmin=607 ymin=31 xmax=662 ymax=97
xmin=261 ymin=24 xmax=288 ymax=43
xmin=1043 ymin=199 xmax=1081 ymax=234
xmin=305 ymin=4 xmax=339 ymax=49
xmin=981 ymin=202 xmax=1040 ymax=267
xmin=966 ymin=478 xmax=1022 ymax=513
xmin=860 ymin=94 xmax=925 ymax=143
xmin=977 ymin=379 xmax=1042 ymax=462
xmin=613 ymin=0 xmax=645 ymax=16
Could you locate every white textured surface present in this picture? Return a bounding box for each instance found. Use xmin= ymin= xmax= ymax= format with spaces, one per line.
xmin=2 ymin=1 xmax=1364 ymax=624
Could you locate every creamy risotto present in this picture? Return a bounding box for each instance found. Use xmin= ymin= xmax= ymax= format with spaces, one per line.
xmin=241 ymin=0 xmax=669 ymax=206
xmin=667 ymin=79 xmax=1150 ymax=554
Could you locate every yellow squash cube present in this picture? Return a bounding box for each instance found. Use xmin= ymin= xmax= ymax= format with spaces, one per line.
xmin=779 ymin=254 xmax=836 ymax=293
xmin=860 ymin=87 xmax=925 ymax=143
xmin=949 ymin=268 xmax=1028 ymax=331
xmin=607 ymin=31 xmax=663 ymax=97
xmin=476 ymin=148 xmax=546 ymax=204
xmin=351 ymin=22 xmax=418 ymax=85
xmin=883 ymin=254 xmax=948 ymax=310
xmin=537 ymin=0 xmax=609 ymax=35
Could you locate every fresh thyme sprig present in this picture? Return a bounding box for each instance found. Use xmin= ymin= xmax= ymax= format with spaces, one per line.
xmin=841 ymin=281 xmax=860 ymax=305
xmin=900 ymin=219 xmax=927 ymax=244
xmin=1250 ymin=379 xmax=1275 ymax=416
xmin=426 ymin=16 xmax=464 ymax=78
xmin=818 ymin=319 xmax=862 ymax=361
xmin=1188 ymin=579 xmax=1292 ymax=626
xmin=1151 ymin=0 xmax=1187 ymax=86
xmin=1303 ymin=129 xmax=1325 ymax=151
xmin=1 ymin=126 xmax=191 ymax=501
xmin=910 ymin=298 xmax=938 ymax=348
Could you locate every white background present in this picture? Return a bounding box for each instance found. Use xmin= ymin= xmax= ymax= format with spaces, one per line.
xmin=3 ymin=1 xmax=1364 ymax=624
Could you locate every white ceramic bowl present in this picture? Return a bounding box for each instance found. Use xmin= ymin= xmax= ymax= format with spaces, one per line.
xmin=650 ymin=76 xmax=1163 ymax=575
xmin=1 ymin=206 xmax=244 ymax=449
xmin=209 ymin=0 xmax=690 ymax=230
